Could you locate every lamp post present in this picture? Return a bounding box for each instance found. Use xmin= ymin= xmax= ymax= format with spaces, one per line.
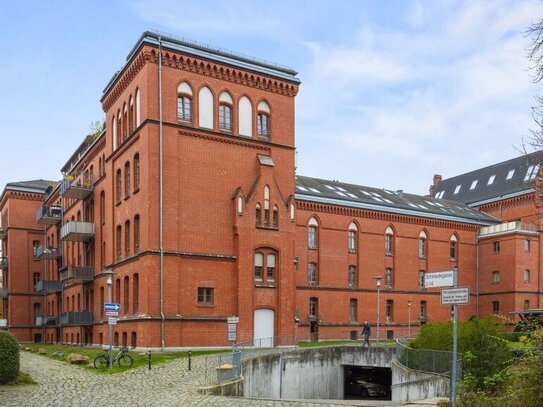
xmin=104 ymin=270 xmax=113 ymax=369
xmin=408 ymin=299 xmax=412 ymax=338
xmin=374 ymin=276 xmax=382 ymax=346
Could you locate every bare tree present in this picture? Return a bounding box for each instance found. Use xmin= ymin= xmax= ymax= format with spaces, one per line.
xmin=524 ymin=18 xmax=543 ymax=150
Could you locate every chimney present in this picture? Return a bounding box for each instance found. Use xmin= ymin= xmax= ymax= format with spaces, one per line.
xmin=429 ymin=174 xmax=442 ymax=196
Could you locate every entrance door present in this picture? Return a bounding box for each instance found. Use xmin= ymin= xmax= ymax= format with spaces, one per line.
xmin=310 ymin=320 xmax=319 ymax=342
xmin=253 ymin=308 xmax=274 ymax=347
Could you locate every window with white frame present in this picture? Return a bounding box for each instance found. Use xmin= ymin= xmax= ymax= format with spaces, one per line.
xmin=218 ymin=91 xmax=233 ymax=132
xmin=450 ymin=234 xmax=458 ymax=260
xmin=254 ymin=250 xmax=277 ymax=286
xmin=197 ymin=287 xmax=214 ymax=305
xmin=418 ymin=231 xmax=427 ymax=259
xmin=349 ymin=299 xmax=358 ymax=322
xmin=385 ymin=226 xmax=394 ymax=256
xmin=525 ymin=239 xmax=531 ymax=253
xmin=348 ymin=266 xmax=357 ymax=287
xmin=308 ymin=262 xmax=318 ymax=286
xmin=308 ymin=217 xmax=319 ymax=249
xmin=348 ymin=222 xmax=357 ymax=252
xmin=257 ymin=101 xmax=271 ymax=139
xmin=492 ymin=271 xmax=500 ymax=284
xmin=524 ymin=269 xmax=531 ymax=283
xmin=385 ymin=268 xmax=393 ymax=288
xmin=418 ymin=270 xmax=425 ymax=291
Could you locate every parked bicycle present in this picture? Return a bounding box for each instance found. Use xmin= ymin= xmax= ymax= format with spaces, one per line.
xmin=94 ymin=346 xmax=133 ymax=369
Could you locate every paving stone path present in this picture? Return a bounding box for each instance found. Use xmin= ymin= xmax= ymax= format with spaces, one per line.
xmin=0 ymin=351 xmax=443 ymax=407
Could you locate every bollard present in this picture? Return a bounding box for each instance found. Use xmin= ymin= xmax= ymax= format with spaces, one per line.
xmin=188 ymin=350 xmax=192 ymax=371
xmin=148 ymin=350 xmax=152 ymax=370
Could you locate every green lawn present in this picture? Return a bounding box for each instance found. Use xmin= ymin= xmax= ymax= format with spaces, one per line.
xmin=24 ymin=344 xmax=227 ymax=374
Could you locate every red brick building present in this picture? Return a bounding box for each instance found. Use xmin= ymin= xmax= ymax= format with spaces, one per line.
xmin=0 ymin=32 xmax=540 ymax=347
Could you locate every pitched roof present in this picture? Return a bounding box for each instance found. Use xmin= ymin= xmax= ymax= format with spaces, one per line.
xmin=295 ymin=176 xmax=497 ymax=226
xmin=6 ymin=179 xmax=58 ymax=192
xmin=432 ymin=150 xmax=543 ymax=206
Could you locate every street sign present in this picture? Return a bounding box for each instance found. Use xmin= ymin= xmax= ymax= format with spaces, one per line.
xmin=104 ymin=303 xmax=121 ymax=317
xmin=441 ymin=287 xmax=470 ymax=305
xmin=424 ymin=271 xmax=454 ymax=288
xmin=227 ymin=316 xmax=239 ymax=324
xmin=108 ymin=317 xmax=117 ymax=325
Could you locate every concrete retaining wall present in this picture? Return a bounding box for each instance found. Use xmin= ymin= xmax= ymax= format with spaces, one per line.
xmin=391 ymin=359 xmax=450 ymax=402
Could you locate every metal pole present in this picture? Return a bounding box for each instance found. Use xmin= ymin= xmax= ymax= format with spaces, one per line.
xmin=376 ymin=283 xmax=380 ymax=346
xmin=108 ymin=281 xmax=112 ymax=369
xmin=408 ymin=300 xmax=412 ymax=338
xmin=451 ymin=266 xmax=458 ymax=407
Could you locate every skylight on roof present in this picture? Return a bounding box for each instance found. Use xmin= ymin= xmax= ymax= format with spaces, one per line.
xmin=435 ymin=191 xmax=445 ymax=199
xmin=383 ymin=198 xmax=393 ymax=204
xmin=408 ymin=203 xmax=418 ymax=208
xmin=309 ymin=187 xmax=320 ymax=193
xmin=347 ymin=193 xmax=358 ymax=198
xmin=524 ymin=165 xmax=538 ymax=181
xmin=506 ymin=169 xmax=515 ymax=180
xmin=325 ymin=185 xmax=336 ymax=190
xmin=425 ymin=201 xmax=436 ymax=206
xmin=298 ymin=186 xmax=308 ymax=192
xmin=335 ymin=191 xmax=347 ymax=197
xmin=487 ymin=175 xmax=496 ymax=185
xmin=336 ymin=187 xmax=347 ymax=192
xmin=454 ymin=185 xmax=461 ymax=194
xmin=470 ymin=180 xmax=478 ymax=190
xmin=361 ymin=190 xmax=372 ymax=196
xmin=371 ymin=196 xmax=383 ymax=202
xmin=418 ymin=204 xmax=427 ymax=209
xmin=371 ymin=192 xmax=382 ymax=198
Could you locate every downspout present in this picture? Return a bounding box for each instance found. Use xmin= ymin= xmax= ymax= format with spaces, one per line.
xmin=158 ymin=36 xmax=165 ymax=351
xmin=476 ymin=235 xmax=479 ymax=318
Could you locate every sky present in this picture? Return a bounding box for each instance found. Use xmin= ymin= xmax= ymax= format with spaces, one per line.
xmin=1 ymin=0 xmax=542 ymax=195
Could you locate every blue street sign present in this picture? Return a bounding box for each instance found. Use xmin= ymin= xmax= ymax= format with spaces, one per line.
xmin=104 ymin=303 xmax=121 ymax=312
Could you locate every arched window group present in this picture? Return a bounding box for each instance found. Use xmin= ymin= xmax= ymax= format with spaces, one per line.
xmin=115 ymin=214 xmax=141 ymax=261
xmin=115 ymin=153 xmax=140 ymax=203
xmin=254 ymin=249 xmax=277 ymax=286
xmin=255 ymin=185 xmax=279 ymax=229
xmin=112 ymin=88 xmax=140 ymax=150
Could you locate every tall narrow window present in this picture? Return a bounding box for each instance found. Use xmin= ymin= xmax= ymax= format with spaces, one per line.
xmin=133 ymin=153 xmax=140 ymax=191
xmin=116 ymin=225 xmax=122 ymax=259
xmin=418 ymin=231 xmax=427 ymax=259
xmin=124 ymin=162 xmax=130 ymax=198
xmin=100 ymin=191 xmax=105 ymax=225
xmin=348 ymin=266 xmax=357 ymax=287
xmin=524 ymin=299 xmax=530 ymax=310
xmin=100 ymin=287 xmax=104 ymax=317
xmin=450 ymin=234 xmax=457 ymax=260
xmin=177 ymin=82 xmax=193 ymax=123
xmin=385 ymin=226 xmax=394 ymax=256
xmin=112 ymin=115 xmax=117 ymax=150
xmin=524 ymin=269 xmax=531 ymax=283
xmin=524 ymin=239 xmax=531 ymax=253
xmin=255 ymin=203 xmax=262 ymax=226
xmin=264 ymin=186 xmax=270 ymax=226
xmin=418 ymin=271 xmax=425 ymax=291
xmin=492 ymin=301 xmax=499 ymax=313
xmin=116 ymin=169 xmax=122 ymax=204
xmin=257 ymin=101 xmax=271 ymax=139
xmin=349 ymin=299 xmax=358 ymax=322
xmin=420 ymin=301 xmax=427 ymax=322
xmin=385 ymin=268 xmax=393 ymax=288
xmin=267 ymin=253 xmax=276 ymax=284
xmin=492 ymin=271 xmax=500 ymax=284
xmin=129 ymin=96 xmax=134 ymax=134
xmin=272 ymin=205 xmax=279 ymax=228
xmin=238 ymin=96 xmax=252 ymax=137
xmin=254 ymin=252 xmax=263 ymax=283
xmin=133 ymin=273 xmax=139 ymax=313
xmin=115 ymin=279 xmax=121 ymax=305
xmin=123 ymin=276 xmax=129 ymax=315
xmin=309 ymin=297 xmax=318 ymax=318
xmin=308 ymin=262 xmax=318 ymax=286
xmin=348 ymin=222 xmax=357 ymax=252
xmin=308 ymin=217 xmax=319 ymax=249
xmin=198 ymin=86 xmax=213 ymax=129
xmin=125 ymin=221 xmax=130 ymax=256
xmin=386 ymin=299 xmax=394 ymax=321
xmin=32 ymin=241 xmax=40 ymax=259
xmin=218 ymin=92 xmax=233 ymax=132
xmin=493 ymin=241 xmax=500 ymax=253
xmin=135 ymin=88 xmax=141 ymax=127
xmin=123 ymin=104 xmax=128 ymax=140
xmin=134 ymin=215 xmax=140 ymax=253
xmin=117 ymin=110 xmax=122 ymax=147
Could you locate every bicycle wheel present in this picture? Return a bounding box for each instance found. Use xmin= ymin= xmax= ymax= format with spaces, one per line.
xmin=116 ymin=354 xmax=133 ymax=368
xmin=94 ymin=355 xmax=109 ymax=369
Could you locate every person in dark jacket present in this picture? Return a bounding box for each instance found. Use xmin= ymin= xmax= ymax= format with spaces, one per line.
xmin=362 ymin=321 xmax=371 ymax=347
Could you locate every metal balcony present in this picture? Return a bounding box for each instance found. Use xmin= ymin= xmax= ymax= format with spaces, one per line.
xmin=60 ymin=174 xmax=94 ymax=200
xmin=0 ymin=228 xmax=6 ymax=240
xmin=0 ymin=319 xmax=6 ymax=328
xmin=36 ymin=205 xmax=62 ymax=225
xmin=36 ymin=246 xmax=62 ymax=260
xmin=60 ymin=221 xmax=95 ymax=242
xmin=0 ymin=257 xmax=7 ymax=270
xmin=0 ymin=288 xmax=7 ymax=298
xmin=35 ymin=280 xmax=63 ymax=293
xmin=60 ymin=266 xmax=94 ymax=283
xmin=60 ymin=311 xmax=93 ymax=326
xmin=36 ymin=316 xmax=59 ymax=326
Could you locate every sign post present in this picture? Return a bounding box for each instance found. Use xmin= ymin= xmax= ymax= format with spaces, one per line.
xmin=451 ymin=267 xmax=458 ymax=407
xmin=104 ymin=302 xmax=120 ymax=369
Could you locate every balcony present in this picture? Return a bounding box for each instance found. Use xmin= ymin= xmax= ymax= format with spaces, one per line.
xmin=0 ymin=319 xmax=6 ymax=328
xmin=0 ymin=288 xmax=7 ymax=298
xmin=35 ymin=280 xmax=63 ymax=293
xmin=479 ymin=221 xmax=538 ymax=238
xmin=0 ymin=228 xmax=6 ymax=240
xmin=60 ymin=173 xmax=94 ymax=200
xmin=36 ymin=316 xmax=59 ymax=326
xmin=36 ymin=205 xmax=62 ymax=225
xmin=60 ymin=311 xmax=93 ymax=326
xmin=0 ymin=257 xmax=7 ymax=270
xmin=60 ymin=221 xmax=95 ymax=242
xmin=60 ymin=266 xmax=94 ymax=283
xmin=36 ymin=246 xmax=62 ymax=260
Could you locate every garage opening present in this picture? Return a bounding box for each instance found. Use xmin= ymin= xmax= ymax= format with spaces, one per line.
xmin=344 ymin=365 xmax=392 ymax=400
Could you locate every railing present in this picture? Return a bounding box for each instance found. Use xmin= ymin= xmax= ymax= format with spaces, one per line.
xmin=0 ymin=257 xmax=7 ymax=269
xmin=60 ymin=173 xmax=94 ymax=200
xmin=36 ymin=205 xmax=62 ymax=224
xmin=0 ymin=228 xmax=6 ymax=239
xmin=479 ymin=221 xmax=538 ymax=237
xmin=36 ymin=316 xmax=59 ymax=326
xmin=0 ymin=287 xmax=7 ymax=298
xmin=60 ymin=221 xmax=95 ymax=242
xmin=35 ymin=280 xmax=63 ymax=293
xmin=396 ymin=337 xmax=461 ymax=377
xmin=60 ymin=311 xmax=93 ymax=325
xmin=36 ymin=246 xmax=62 ymax=260
xmin=60 ymin=266 xmax=94 ymax=282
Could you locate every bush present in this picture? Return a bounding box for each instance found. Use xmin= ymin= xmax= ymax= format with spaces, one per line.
xmin=0 ymin=331 xmax=20 ymax=384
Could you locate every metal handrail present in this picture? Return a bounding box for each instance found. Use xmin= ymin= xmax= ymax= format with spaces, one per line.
xmin=395 ymin=337 xmax=462 ymax=377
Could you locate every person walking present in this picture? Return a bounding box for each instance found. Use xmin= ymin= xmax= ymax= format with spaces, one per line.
xmin=362 ymin=321 xmax=371 ymax=347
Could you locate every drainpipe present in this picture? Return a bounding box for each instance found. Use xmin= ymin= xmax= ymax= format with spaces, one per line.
xmin=158 ymin=36 xmax=165 ymax=352
xmin=476 ymin=235 xmax=479 ymax=318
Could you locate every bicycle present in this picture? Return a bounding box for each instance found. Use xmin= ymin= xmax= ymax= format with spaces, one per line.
xmin=94 ymin=346 xmax=133 ymax=369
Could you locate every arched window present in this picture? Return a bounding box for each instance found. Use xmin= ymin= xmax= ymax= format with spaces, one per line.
xmin=122 ymin=103 xmax=128 ymax=140
xmin=100 ymin=191 xmax=105 ymax=225
xmin=385 ymin=267 xmax=393 ymax=288
xmin=198 ymin=86 xmax=213 ymax=129
xmin=255 ymin=203 xmax=261 ymax=226
xmin=266 ymin=253 xmax=276 ymax=284
xmin=116 ymin=110 xmax=122 ymax=147
xmin=218 ymin=92 xmax=233 ymax=132
xmin=257 ymin=100 xmax=270 ymax=139
xmin=272 ymin=205 xmax=279 ymax=228
xmin=238 ymin=96 xmax=252 ymax=137
xmin=133 ymin=153 xmax=140 ymax=191
xmin=419 ymin=231 xmax=427 ymax=259
xmin=254 ymin=252 xmax=263 ymax=283
xmin=124 ymin=161 xmax=130 ymax=198
xmin=133 ymin=273 xmax=139 ymax=313
xmin=308 ymin=262 xmax=318 ymax=286
xmin=125 ymin=220 xmax=130 ymax=256
xmin=129 ymin=95 xmax=134 ymax=134
xmin=450 ymin=234 xmax=458 ymax=261
xmin=116 ymin=225 xmax=122 ymax=259
xmin=123 ymin=276 xmax=129 ymax=315
xmin=112 ymin=115 xmax=117 ymax=150
xmin=254 ymin=249 xmax=277 ymax=286
xmin=116 ymin=169 xmax=122 ymax=204
xmin=348 ymin=222 xmax=358 ymax=252
xmin=348 ymin=266 xmax=357 ymax=287
xmin=135 ymin=88 xmax=141 ymax=127
xmin=308 ymin=217 xmax=319 ymax=249
xmin=385 ymin=226 xmax=394 ymax=256
xmin=264 ymin=185 xmax=270 ymax=226
xmin=177 ymin=82 xmax=192 ymax=123
xmin=134 ymin=215 xmax=140 ymax=253
xmin=309 ymin=297 xmax=318 ymax=318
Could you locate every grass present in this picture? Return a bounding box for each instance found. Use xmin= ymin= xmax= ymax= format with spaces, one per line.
xmin=23 ymin=344 xmax=227 ymax=374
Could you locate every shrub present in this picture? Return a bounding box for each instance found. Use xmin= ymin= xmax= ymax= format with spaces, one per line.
xmin=0 ymin=331 xmax=20 ymax=384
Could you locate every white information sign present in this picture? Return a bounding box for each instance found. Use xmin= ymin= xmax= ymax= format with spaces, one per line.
xmin=424 ymin=271 xmax=454 ymax=288
xmin=108 ymin=317 xmax=117 ymax=325
xmin=227 ymin=316 xmax=239 ymax=324
xmin=441 ymin=287 xmax=470 ymax=305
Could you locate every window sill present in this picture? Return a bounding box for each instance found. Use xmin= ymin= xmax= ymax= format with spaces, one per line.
xmin=348 ymin=250 xmax=356 ymax=254
xmin=116 ymin=201 xmax=121 ymax=207
xmin=197 ymin=303 xmax=214 ymax=308
xmin=133 ymin=188 xmax=139 ymax=194
xmin=256 ymin=225 xmax=279 ymax=231
xmin=308 ymin=247 xmax=318 ymax=251
xmin=385 ymin=253 xmax=393 ymax=257
xmin=255 ymin=283 xmax=276 ymax=288
xmin=124 ymin=195 xmax=130 ymax=201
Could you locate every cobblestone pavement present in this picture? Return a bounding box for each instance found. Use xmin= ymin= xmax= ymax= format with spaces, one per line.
xmin=0 ymin=351 xmax=442 ymax=407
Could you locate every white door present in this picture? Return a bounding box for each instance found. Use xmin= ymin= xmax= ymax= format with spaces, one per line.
xmin=253 ymin=308 xmax=274 ymax=347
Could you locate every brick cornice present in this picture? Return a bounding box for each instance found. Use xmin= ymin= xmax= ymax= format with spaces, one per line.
xmin=477 ymin=193 xmax=534 ymax=214
xmin=179 ymin=127 xmax=271 ymax=152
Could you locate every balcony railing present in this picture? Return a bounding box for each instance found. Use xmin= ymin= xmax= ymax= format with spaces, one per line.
xmin=0 ymin=319 xmax=6 ymax=328
xmin=479 ymin=221 xmax=538 ymax=237
xmin=0 ymin=228 xmax=6 ymax=240
xmin=0 ymin=288 xmax=7 ymax=298
xmin=36 ymin=205 xmax=62 ymax=225
xmin=36 ymin=316 xmax=59 ymax=326
xmin=60 ymin=173 xmax=94 ymax=200
xmin=60 ymin=311 xmax=93 ymax=326
xmin=36 ymin=246 xmax=62 ymax=260
xmin=0 ymin=257 xmax=7 ymax=270
xmin=60 ymin=221 xmax=95 ymax=242
xmin=60 ymin=266 xmax=94 ymax=282
xmin=35 ymin=280 xmax=63 ymax=293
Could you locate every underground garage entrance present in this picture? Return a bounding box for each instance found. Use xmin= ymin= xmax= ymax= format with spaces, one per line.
xmin=344 ymin=365 xmax=392 ymax=401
